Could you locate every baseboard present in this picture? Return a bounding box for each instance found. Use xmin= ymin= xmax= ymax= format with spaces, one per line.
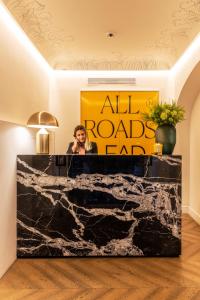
xmin=182 ymin=205 xmax=189 ymax=213
xmin=0 ymin=256 xmax=16 ymax=279
xmin=188 ymin=207 xmax=200 ymax=225
xmin=181 ymin=205 xmax=200 ymax=225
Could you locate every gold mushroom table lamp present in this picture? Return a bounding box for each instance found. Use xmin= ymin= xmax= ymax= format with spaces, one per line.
xmin=27 ymin=111 xmax=59 ymax=154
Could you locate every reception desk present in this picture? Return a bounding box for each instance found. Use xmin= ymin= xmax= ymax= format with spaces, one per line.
xmin=17 ymin=155 xmax=181 ymax=257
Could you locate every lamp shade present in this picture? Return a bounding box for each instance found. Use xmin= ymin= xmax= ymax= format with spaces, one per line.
xmin=27 ymin=111 xmax=59 ymax=128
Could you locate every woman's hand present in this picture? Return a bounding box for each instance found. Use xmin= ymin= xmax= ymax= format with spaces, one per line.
xmin=72 ymin=138 xmax=79 ymax=153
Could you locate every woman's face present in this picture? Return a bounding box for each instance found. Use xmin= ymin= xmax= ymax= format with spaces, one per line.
xmin=75 ymin=129 xmax=86 ymax=143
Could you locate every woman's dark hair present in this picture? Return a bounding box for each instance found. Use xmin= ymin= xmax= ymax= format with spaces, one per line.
xmin=73 ymin=125 xmax=86 ymax=137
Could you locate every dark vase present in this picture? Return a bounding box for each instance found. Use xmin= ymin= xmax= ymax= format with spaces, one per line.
xmin=155 ymin=124 xmax=176 ymax=154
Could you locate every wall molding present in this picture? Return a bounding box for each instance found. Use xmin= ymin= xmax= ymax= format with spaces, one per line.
xmin=182 ymin=205 xmax=189 ymax=213
xmin=182 ymin=205 xmax=200 ymax=225
xmin=188 ymin=206 xmax=200 ymax=225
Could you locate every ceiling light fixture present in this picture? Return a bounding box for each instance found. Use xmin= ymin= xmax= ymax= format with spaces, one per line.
xmin=106 ymin=32 xmax=115 ymax=38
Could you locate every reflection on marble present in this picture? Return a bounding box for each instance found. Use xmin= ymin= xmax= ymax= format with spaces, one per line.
xmin=17 ymin=155 xmax=181 ymax=257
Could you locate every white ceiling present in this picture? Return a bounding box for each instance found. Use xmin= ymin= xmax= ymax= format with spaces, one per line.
xmin=3 ymin=0 xmax=200 ymax=70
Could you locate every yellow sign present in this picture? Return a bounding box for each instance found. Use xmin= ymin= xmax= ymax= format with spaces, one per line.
xmin=81 ymin=91 xmax=158 ymax=155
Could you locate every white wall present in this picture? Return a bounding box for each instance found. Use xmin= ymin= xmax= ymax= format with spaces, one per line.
xmin=189 ymin=92 xmax=200 ymax=224
xmin=50 ymin=71 xmax=169 ymax=153
xmin=0 ymin=3 xmax=50 ymax=278
xmin=0 ymin=121 xmax=35 ymax=278
xmin=174 ymin=60 xmax=200 ymax=211
xmin=0 ymin=3 xmax=50 ymax=125
xmin=170 ymin=35 xmax=200 ymax=212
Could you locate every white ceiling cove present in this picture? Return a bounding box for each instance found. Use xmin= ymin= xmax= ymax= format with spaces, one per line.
xmin=3 ymin=0 xmax=200 ymax=70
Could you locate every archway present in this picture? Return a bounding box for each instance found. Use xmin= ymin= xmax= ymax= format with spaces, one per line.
xmin=176 ymin=62 xmax=200 ymax=218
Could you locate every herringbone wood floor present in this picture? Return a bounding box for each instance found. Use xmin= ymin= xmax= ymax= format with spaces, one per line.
xmin=0 ymin=214 xmax=200 ymax=300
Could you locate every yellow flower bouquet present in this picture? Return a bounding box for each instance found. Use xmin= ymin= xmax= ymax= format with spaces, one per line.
xmin=142 ymin=102 xmax=185 ymax=127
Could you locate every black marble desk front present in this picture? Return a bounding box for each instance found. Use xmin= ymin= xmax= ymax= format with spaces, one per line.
xmin=17 ymin=155 xmax=181 ymax=257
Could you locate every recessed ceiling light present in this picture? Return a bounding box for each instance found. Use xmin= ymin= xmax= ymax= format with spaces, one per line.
xmin=106 ymin=32 xmax=115 ymax=38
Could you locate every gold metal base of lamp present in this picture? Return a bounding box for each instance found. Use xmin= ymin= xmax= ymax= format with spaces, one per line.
xmin=36 ymin=128 xmax=49 ymax=154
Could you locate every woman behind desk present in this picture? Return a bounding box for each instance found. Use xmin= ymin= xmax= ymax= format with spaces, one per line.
xmin=67 ymin=125 xmax=98 ymax=155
